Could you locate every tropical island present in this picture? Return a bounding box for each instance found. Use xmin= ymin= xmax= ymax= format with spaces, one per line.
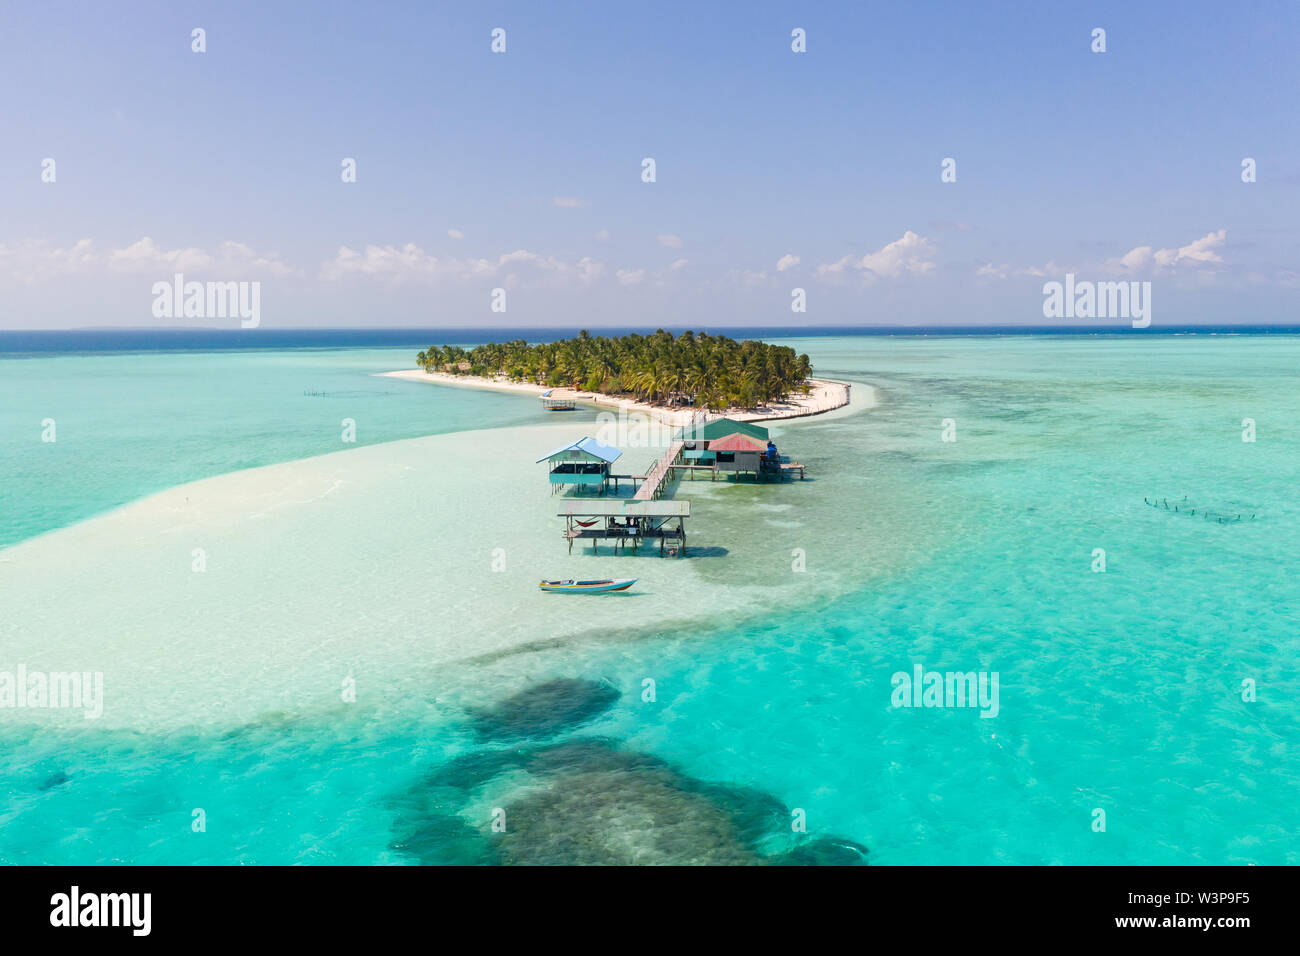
xmin=383 ymin=330 xmax=851 ymax=425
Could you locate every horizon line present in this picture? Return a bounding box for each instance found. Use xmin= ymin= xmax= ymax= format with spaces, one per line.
xmin=5 ymin=323 xmax=1300 ymax=335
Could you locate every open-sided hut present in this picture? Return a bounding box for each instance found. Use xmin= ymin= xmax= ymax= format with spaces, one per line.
xmin=539 ymin=389 xmax=576 ymax=411
xmin=557 ymin=498 xmax=691 ymax=556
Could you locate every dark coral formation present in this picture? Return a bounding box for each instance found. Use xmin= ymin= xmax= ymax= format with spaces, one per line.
xmin=500 ymin=767 xmax=760 ymax=865
xmin=773 ymin=837 xmax=871 ymax=866
xmin=391 ymin=733 xmax=867 ymax=866
xmin=468 ymin=678 xmax=620 ymax=741
xmin=37 ymin=769 xmax=70 ymax=791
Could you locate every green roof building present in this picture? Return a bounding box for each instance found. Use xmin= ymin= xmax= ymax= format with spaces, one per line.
xmin=673 ymin=418 xmax=769 ymax=444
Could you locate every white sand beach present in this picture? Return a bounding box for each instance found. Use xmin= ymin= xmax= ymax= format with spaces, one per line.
xmin=378 ymin=369 xmax=858 ymax=425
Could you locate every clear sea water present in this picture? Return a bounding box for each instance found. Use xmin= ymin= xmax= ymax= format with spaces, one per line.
xmin=2 ymin=332 xmax=1296 ymax=864
xmin=0 ymin=345 xmax=556 ymax=548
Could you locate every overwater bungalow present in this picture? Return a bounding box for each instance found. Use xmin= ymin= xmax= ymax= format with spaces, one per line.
xmin=674 ymin=418 xmax=803 ymax=481
xmin=537 ymin=436 xmax=623 ymax=495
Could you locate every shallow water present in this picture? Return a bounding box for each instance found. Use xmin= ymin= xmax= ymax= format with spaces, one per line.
xmin=0 ymin=346 xmax=555 ymax=548
xmin=2 ymin=335 xmax=1297 ymax=864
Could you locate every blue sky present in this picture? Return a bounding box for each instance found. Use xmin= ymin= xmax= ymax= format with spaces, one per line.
xmin=2 ymin=0 xmax=1297 ymax=328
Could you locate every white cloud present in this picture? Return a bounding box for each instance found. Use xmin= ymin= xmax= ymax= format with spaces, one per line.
xmin=1105 ymin=229 xmax=1227 ymax=274
xmin=553 ymin=196 xmax=588 ymax=208
xmin=594 ymin=229 xmax=610 ymax=241
xmin=109 ymin=237 xmax=214 ymax=272
xmin=0 ymin=237 xmax=298 ymax=283
xmin=859 ymin=231 xmax=936 ymax=277
xmin=817 ymin=231 xmax=936 ymax=280
xmin=979 ymin=229 xmax=1229 ymax=282
xmin=724 ymin=268 xmax=770 ymax=287
xmin=1119 ymin=246 xmax=1154 ymax=271
xmin=108 ymin=238 xmax=296 ymax=277
xmin=657 ymin=234 xmax=683 ymax=248
xmin=323 ymin=243 xmax=440 ymax=280
xmin=0 ymin=238 xmax=606 ymax=288
xmin=447 ymin=229 xmax=464 ymax=240
xmin=0 ymin=238 xmax=99 ymax=282
xmin=321 ymin=244 xmax=603 ymax=284
xmin=776 ymin=254 xmax=800 ymax=272
xmin=575 ymin=257 xmax=605 ymax=282
xmin=1171 ymin=229 xmax=1227 ymax=264
xmin=668 ymin=258 xmax=688 ymax=271
xmin=616 ymin=268 xmax=645 ymax=286
xmin=977 ymin=261 xmax=1056 ymax=279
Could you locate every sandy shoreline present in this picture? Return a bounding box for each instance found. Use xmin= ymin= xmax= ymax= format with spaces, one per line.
xmin=378 ymin=368 xmax=854 ymax=426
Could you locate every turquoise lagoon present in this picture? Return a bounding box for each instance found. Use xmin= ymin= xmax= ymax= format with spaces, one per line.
xmin=0 ymin=347 xmax=557 ymax=549
xmin=1 ymin=335 xmax=1297 ymax=864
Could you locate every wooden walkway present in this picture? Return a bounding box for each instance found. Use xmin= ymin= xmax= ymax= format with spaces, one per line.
xmin=670 ymin=462 xmax=719 ymax=480
xmin=605 ymin=473 xmax=648 ymax=494
xmin=633 ymin=440 xmax=685 ymax=501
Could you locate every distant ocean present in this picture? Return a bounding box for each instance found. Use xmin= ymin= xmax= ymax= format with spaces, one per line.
xmin=3 ymin=324 xmax=1300 ymax=354
xmin=2 ymin=330 xmax=1297 ymax=864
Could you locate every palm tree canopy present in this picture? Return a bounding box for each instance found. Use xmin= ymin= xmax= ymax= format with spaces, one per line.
xmin=415 ymin=330 xmax=813 ymax=411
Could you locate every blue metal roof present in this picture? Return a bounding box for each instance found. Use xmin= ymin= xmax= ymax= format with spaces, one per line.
xmin=536 ymin=436 xmax=623 ymax=464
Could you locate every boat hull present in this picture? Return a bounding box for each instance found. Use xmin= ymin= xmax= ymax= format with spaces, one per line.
xmin=539 ymin=578 xmax=636 ymax=593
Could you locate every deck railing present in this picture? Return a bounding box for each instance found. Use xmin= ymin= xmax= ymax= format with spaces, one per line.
xmin=633 ymin=440 xmax=685 ymax=500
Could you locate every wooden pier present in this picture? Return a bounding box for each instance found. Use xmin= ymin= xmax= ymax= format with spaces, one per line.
xmin=670 ymin=462 xmax=720 ymax=480
xmin=633 ymin=440 xmax=685 ymax=501
xmin=604 ymin=473 xmax=648 ymax=494
xmin=668 ymin=456 xmax=806 ymax=481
